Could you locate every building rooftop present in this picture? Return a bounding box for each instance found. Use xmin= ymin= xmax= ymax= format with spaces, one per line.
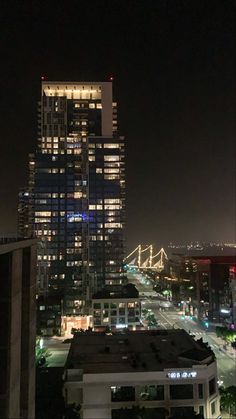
xmin=92 ymin=283 xmax=139 ymax=300
xmin=174 ymin=253 xmax=236 ymax=264
xmin=66 ymin=330 xmax=214 ymax=374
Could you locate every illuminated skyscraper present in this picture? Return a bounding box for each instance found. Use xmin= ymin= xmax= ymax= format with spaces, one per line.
xmin=25 ymin=81 xmax=125 ymax=316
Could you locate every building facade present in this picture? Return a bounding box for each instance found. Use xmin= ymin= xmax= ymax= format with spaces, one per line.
xmin=92 ymin=284 xmax=140 ymax=330
xmin=18 ymin=189 xmax=32 ymax=239
xmin=23 ymin=81 xmax=125 ymax=317
xmin=63 ymin=330 xmax=221 ymax=419
xmin=168 ymin=254 xmax=236 ymax=327
xmin=0 ymin=238 xmax=37 ymax=419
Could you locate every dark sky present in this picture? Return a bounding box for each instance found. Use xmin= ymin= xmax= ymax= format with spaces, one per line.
xmin=0 ymin=0 xmax=235 ymax=251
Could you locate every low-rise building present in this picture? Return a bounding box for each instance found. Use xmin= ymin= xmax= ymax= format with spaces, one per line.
xmin=63 ymin=329 xmax=220 ymax=419
xmin=91 ymin=284 xmax=141 ymax=330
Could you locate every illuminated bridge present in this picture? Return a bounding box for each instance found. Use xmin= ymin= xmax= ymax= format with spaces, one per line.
xmin=124 ymin=245 xmax=168 ymax=271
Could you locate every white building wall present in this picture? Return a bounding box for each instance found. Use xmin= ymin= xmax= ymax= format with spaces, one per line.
xmin=65 ymin=363 xmax=220 ymax=419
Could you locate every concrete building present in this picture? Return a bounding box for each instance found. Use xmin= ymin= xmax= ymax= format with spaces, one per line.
xmin=192 ymin=255 xmax=236 ymax=327
xmin=0 ymin=238 xmax=37 ymax=419
xmin=168 ymin=254 xmax=236 ymax=327
xmin=63 ymin=330 xmax=220 ymax=419
xmin=20 ymin=81 xmax=126 ymax=322
xmin=92 ymin=284 xmax=141 ymax=330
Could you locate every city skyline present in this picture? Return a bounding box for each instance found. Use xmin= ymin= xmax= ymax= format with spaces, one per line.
xmin=0 ymin=1 xmax=235 ymax=251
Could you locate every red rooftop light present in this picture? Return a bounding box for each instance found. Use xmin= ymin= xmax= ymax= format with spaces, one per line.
xmin=41 ymin=75 xmax=46 ymax=81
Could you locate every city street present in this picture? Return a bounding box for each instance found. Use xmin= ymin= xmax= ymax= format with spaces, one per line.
xmin=154 ymin=307 xmax=236 ymax=387
xmin=129 ymin=271 xmax=236 ymax=387
xmin=41 ymin=337 xmax=70 ymax=367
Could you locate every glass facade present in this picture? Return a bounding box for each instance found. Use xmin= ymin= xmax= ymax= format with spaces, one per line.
xmin=25 ymin=82 xmax=125 ymax=315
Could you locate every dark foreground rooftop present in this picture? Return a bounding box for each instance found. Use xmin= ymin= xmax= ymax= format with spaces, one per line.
xmin=66 ymin=329 xmax=214 ymax=374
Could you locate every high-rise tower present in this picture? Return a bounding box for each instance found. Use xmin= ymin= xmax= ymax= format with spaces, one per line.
xmin=26 ymin=81 xmax=125 ymax=316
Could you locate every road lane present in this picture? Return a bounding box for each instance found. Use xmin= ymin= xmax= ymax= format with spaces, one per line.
xmin=153 ymin=308 xmax=236 ymax=387
xmin=130 ymin=271 xmax=236 ymax=387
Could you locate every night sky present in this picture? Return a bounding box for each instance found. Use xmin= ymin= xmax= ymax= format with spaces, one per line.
xmin=0 ymin=0 xmax=235 ymax=251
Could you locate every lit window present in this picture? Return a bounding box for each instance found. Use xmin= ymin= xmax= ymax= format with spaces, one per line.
xmin=104 ymin=168 xmax=120 ymax=173
xmin=104 ymin=199 xmax=120 ymax=204
xmin=104 ymin=205 xmax=121 ymax=210
xmin=96 ymin=103 xmax=102 ymax=109
xmin=104 ymin=223 xmax=121 ymax=228
xmin=104 ymin=156 xmax=120 ymax=161
xmin=96 ymin=168 xmax=103 ymax=174
xmin=89 ymin=103 xmax=95 ymax=109
xmin=104 ymin=144 xmax=120 ymax=148
xmin=35 ymin=211 xmax=51 ymax=216
xmin=104 ymin=174 xmax=120 ymax=180
xmin=74 ymin=192 xmax=82 ymax=198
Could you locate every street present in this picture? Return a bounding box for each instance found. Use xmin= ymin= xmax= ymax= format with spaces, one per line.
xmin=129 ymin=271 xmax=236 ymax=388
xmin=41 ymin=337 xmax=70 ymax=367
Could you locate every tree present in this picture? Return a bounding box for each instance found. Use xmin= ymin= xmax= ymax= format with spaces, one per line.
xmin=35 ymin=337 xmax=52 ymax=367
xmin=220 ymin=386 xmax=236 ymax=415
xmin=215 ymin=327 xmax=236 ymax=343
xmin=231 ymin=340 xmax=236 ymax=349
xmin=63 ymin=403 xmax=81 ymax=419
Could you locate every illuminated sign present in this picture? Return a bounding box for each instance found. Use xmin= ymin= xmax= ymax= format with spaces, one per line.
xmin=167 ymin=371 xmax=197 ymax=379
xmin=67 ymin=212 xmax=89 ymax=222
